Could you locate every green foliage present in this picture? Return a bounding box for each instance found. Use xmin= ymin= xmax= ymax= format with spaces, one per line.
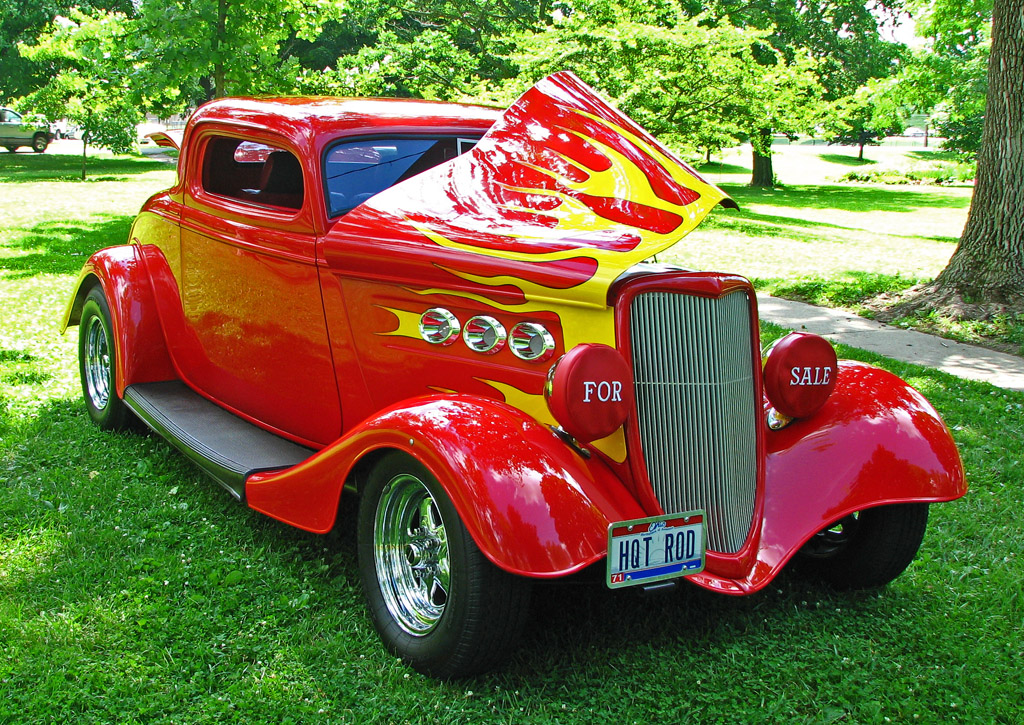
xmin=895 ymin=1 xmax=992 ymax=157
xmin=485 ymin=8 xmax=823 ymax=157
xmin=132 ymin=0 xmax=343 ymax=109
xmin=693 ymin=0 xmax=907 ymax=99
xmin=665 ymin=0 xmax=905 ymax=184
xmin=297 ymin=28 xmax=481 ymax=100
xmin=297 ymin=0 xmax=544 ymax=100
xmin=18 ymin=10 xmax=141 ymax=178
xmin=823 ymin=79 xmax=909 ymax=158
xmin=0 ymin=0 xmax=135 ymax=102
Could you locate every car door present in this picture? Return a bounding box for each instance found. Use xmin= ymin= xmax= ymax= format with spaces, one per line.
xmin=177 ymin=130 xmax=342 ymax=447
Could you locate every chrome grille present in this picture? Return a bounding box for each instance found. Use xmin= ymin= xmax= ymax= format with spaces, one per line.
xmin=629 ymin=290 xmax=758 ymax=553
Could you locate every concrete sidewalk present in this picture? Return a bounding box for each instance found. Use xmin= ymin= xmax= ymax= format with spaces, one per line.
xmin=756 ymin=293 xmax=1024 ymax=392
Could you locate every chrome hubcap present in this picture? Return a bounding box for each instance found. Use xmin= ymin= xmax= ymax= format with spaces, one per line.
xmin=374 ymin=473 xmax=450 ymax=636
xmin=83 ymin=315 xmax=111 ymax=410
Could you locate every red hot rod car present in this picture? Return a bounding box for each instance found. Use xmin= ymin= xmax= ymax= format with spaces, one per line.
xmin=63 ymin=72 xmax=966 ymax=678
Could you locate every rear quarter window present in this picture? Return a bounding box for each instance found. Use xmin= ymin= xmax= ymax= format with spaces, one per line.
xmin=201 ymin=137 xmax=304 ymax=211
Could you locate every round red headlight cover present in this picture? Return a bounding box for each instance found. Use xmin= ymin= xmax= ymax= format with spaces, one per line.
xmin=762 ymin=332 xmax=839 ymax=419
xmin=545 ymin=344 xmax=635 ymax=442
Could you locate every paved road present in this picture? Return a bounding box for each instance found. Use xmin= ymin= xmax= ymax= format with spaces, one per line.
xmin=756 ymin=293 xmax=1024 ymax=392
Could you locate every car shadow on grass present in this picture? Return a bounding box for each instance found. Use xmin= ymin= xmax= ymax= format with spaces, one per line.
xmin=501 ymin=568 xmax=923 ymax=687
xmin=0 ymin=215 xmax=134 ymax=278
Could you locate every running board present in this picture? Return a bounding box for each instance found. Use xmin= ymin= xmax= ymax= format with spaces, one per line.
xmin=124 ymin=381 xmax=315 ymax=501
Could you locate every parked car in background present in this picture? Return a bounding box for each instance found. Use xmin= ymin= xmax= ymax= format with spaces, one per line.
xmin=62 ymin=72 xmax=967 ymax=678
xmin=52 ymin=120 xmax=79 ymax=140
xmin=0 ymin=107 xmax=52 ymax=152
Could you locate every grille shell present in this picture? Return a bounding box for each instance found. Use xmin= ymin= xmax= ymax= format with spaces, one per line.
xmin=628 ymin=289 xmax=759 ymax=553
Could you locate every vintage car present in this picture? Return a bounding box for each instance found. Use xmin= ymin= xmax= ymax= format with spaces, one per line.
xmin=62 ymin=73 xmax=966 ymax=678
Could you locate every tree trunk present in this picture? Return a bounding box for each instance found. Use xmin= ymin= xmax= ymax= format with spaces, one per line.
xmin=750 ymin=128 xmax=775 ymax=187
xmin=929 ymin=0 xmax=1024 ymax=310
xmin=81 ymin=136 xmax=87 ymax=181
xmin=200 ymin=76 xmax=214 ymax=102
xmin=213 ymin=0 xmax=228 ymax=98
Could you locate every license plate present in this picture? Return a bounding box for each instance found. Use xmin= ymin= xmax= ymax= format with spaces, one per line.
xmin=606 ymin=511 xmax=706 ymax=589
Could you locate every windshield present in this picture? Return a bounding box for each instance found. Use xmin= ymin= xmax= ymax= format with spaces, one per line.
xmin=324 ymin=137 xmax=478 ymax=217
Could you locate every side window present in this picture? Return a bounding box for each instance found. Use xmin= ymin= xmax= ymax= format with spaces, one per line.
xmin=324 ymin=136 xmax=479 ymax=217
xmin=201 ymin=136 xmax=304 ymax=211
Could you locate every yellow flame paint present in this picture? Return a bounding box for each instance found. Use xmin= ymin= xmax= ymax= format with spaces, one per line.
xmin=377 ymin=306 xmax=422 ymax=339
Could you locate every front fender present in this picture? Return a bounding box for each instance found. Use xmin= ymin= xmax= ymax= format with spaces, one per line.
xmin=690 ymin=360 xmax=967 ymax=595
xmin=246 ymin=395 xmax=646 ymax=577
xmin=62 ymin=245 xmax=176 ymax=396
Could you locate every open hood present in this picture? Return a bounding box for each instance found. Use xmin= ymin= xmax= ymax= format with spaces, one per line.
xmin=327 ymin=72 xmax=736 ymax=308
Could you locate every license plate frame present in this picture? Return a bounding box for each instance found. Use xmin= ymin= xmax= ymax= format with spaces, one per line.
xmin=606 ymin=511 xmax=706 ymax=589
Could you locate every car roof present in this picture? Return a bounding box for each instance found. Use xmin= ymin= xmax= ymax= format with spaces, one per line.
xmin=187 ymin=96 xmax=502 ymax=146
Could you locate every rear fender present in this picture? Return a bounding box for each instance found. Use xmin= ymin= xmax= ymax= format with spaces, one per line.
xmin=246 ymin=395 xmax=647 ymax=577
xmin=62 ymin=245 xmax=176 ymax=396
xmin=690 ymin=360 xmax=966 ymax=595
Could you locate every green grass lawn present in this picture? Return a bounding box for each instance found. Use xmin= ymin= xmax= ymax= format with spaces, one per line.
xmin=2 ymin=146 xmax=1023 ymax=723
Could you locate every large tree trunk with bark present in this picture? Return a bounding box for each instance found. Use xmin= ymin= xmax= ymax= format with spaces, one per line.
xmin=750 ymin=128 xmax=775 ymax=187
xmin=886 ymin=0 xmax=1024 ymax=319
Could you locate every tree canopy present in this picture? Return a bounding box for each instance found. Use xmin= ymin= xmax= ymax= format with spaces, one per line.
xmin=18 ymin=9 xmax=141 ymax=178
xmin=2 ymin=0 xmax=994 ymax=195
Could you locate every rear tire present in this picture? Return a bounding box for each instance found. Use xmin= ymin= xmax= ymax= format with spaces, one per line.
xmin=78 ymin=287 xmax=132 ymax=431
xmin=794 ymin=503 xmax=929 ymax=589
xmin=357 ymin=452 xmax=531 ymax=678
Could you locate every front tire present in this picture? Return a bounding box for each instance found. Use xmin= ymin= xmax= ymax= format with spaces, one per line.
xmin=794 ymin=503 xmax=929 ymax=589
xmin=78 ymin=287 xmax=132 ymax=430
xmin=31 ymin=134 xmax=48 ymax=153
xmin=357 ymin=452 xmax=531 ymax=678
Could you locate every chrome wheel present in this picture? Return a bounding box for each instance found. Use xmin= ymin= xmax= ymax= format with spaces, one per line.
xmin=373 ymin=472 xmax=451 ymax=635
xmin=78 ymin=287 xmax=131 ymax=431
xmin=358 ymin=452 xmax=532 ymax=677
xmin=83 ymin=314 xmax=112 ymax=410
